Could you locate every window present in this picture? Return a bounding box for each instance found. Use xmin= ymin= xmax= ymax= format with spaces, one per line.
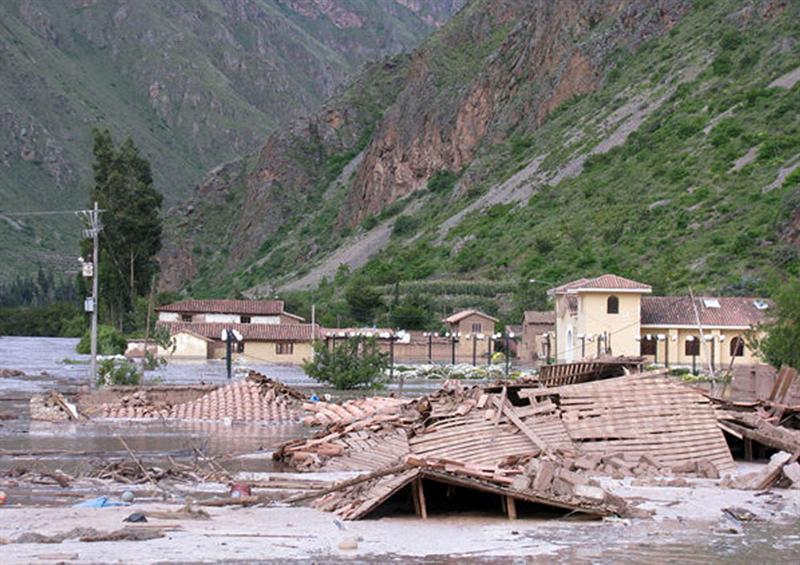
xmin=276 ymin=342 xmax=294 ymax=355
xmin=640 ymin=336 xmax=656 ymax=355
xmin=685 ymin=339 xmax=700 ymax=356
xmin=471 ymin=323 xmax=482 ymax=333
xmin=607 ymin=295 xmax=619 ymax=314
xmin=730 ymin=336 xmax=745 ymax=357
xmin=181 ymin=314 xmax=192 ymax=322
xmin=241 ymin=316 xmax=251 ymax=324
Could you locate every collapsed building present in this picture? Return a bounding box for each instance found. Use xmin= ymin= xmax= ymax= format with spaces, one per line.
xmin=31 ymin=363 xmax=800 ymax=522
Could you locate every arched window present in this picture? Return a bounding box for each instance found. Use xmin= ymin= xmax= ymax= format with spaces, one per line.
xmin=730 ymin=336 xmax=745 ymax=357
xmin=607 ymin=295 xmax=619 ymax=314
xmin=640 ymin=336 xmax=656 ymax=355
xmin=566 ymin=329 xmax=574 ymax=362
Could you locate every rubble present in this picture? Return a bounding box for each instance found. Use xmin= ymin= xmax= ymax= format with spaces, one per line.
xmin=277 ymin=371 xmax=740 ymax=520
xmin=96 ymin=371 xmax=303 ymax=422
xmin=310 ymin=452 xmax=632 ymax=521
xmin=29 ymin=391 xmax=83 ymax=421
xmin=301 ymin=395 xmax=409 ymax=427
xmin=535 ymin=356 xmax=645 ymax=387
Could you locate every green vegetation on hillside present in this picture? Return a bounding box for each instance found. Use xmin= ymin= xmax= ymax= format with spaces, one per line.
xmin=0 ymin=0 xmax=458 ymax=281
xmin=171 ymin=0 xmax=800 ymax=330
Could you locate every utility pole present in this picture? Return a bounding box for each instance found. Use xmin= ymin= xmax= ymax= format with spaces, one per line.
xmin=78 ymin=201 xmax=103 ymax=385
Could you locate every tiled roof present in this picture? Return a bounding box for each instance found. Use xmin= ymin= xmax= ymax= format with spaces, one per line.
xmin=443 ymin=309 xmax=499 ymax=324
xmin=100 ymin=379 xmax=300 ymax=422
xmin=551 ymin=274 xmax=651 ymax=294
xmin=159 ymin=321 xmax=319 ymax=341
xmin=157 ymin=299 xmax=286 ymax=315
xmin=524 ymin=310 xmax=556 ymax=325
xmin=641 ymin=296 xmax=771 ymax=328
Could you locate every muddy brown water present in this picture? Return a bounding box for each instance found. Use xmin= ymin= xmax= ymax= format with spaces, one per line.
xmin=0 ymin=336 xmax=443 ymax=507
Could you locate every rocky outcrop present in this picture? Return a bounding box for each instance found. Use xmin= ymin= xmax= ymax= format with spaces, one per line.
xmin=0 ymin=0 xmax=462 ymax=282
xmin=159 ymin=0 xmax=695 ymax=291
xmin=342 ymin=0 xmax=692 ymax=226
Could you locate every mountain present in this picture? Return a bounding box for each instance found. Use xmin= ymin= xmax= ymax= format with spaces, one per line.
xmin=0 ymin=0 xmax=464 ymax=281
xmin=165 ymin=0 xmax=799 ymax=323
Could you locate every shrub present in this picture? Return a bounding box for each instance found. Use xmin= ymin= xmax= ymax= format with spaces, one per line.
xmin=303 ymin=336 xmax=388 ymax=390
xmin=427 ymin=170 xmax=459 ymax=194
xmin=392 ymin=215 xmax=420 ymax=237
xmin=96 ymin=358 xmax=141 ymax=387
xmin=361 ymin=215 xmax=379 ymax=230
xmin=77 ymin=324 xmax=127 ymax=355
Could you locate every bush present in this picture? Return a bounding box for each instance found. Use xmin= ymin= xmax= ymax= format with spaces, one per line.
xmin=77 ymin=324 xmax=128 ymax=355
xmin=751 ymin=277 xmax=800 ymax=370
xmin=392 ymin=215 xmax=420 ymax=237
xmin=303 ymin=336 xmax=388 ymax=390
xmin=96 ymin=358 xmax=141 ymax=387
xmin=427 ymin=170 xmax=459 ymax=194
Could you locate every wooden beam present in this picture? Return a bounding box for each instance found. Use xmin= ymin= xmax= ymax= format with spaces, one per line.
xmin=506 ymin=495 xmax=517 ymax=520
xmin=416 ymin=478 xmax=428 ymax=520
xmin=494 ymin=396 xmax=549 ymax=452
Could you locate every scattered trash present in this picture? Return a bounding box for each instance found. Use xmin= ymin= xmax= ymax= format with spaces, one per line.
xmin=123 ymin=512 xmax=148 ymax=523
xmin=30 ymin=391 xmax=84 ymax=421
xmin=229 ymin=482 xmax=252 ymax=498
xmin=121 ymin=490 xmax=136 ymax=503
xmin=723 ymin=507 xmax=759 ymax=522
xmin=338 ymin=537 xmax=359 ymax=550
xmin=72 ymin=496 xmax=127 ymax=508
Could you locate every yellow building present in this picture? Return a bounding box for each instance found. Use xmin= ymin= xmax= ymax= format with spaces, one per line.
xmin=549 ymin=274 xmax=770 ymax=371
xmin=550 ymin=274 xmax=652 ymax=362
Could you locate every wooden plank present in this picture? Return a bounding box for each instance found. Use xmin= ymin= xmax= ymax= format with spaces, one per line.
xmin=496 ymin=397 xmax=548 ymax=452
xmin=506 ymin=495 xmax=517 ymax=520
xmin=416 ymin=478 xmax=428 ymax=520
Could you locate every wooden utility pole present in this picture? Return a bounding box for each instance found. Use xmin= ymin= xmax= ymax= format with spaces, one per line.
xmin=78 ymin=201 xmax=103 ymax=385
xmin=688 ymin=287 xmax=714 ymax=377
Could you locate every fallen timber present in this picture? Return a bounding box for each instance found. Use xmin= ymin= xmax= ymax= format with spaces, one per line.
xmin=311 ymin=455 xmax=630 ymax=521
xmin=276 ymin=370 xmax=741 ymax=519
xmin=276 ymin=370 xmax=733 ymax=475
xmin=535 ymin=356 xmax=645 ymax=387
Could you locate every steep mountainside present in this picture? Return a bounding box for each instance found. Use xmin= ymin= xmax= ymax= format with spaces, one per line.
xmin=0 ymin=0 xmax=463 ymax=281
xmin=163 ymin=0 xmax=800 ymax=324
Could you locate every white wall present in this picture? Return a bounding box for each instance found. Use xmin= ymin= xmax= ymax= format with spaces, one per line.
xmin=205 ymin=314 xmax=240 ymax=323
xmin=158 ymin=312 xmax=180 ymax=322
xmin=251 ymin=315 xmax=280 ymax=325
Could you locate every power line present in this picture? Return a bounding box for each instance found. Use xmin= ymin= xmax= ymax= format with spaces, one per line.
xmin=0 ymin=210 xmax=87 ymax=217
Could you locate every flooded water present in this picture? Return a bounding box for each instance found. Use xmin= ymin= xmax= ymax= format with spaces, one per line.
xmin=0 ymin=336 xmax=311 ymax=485
xmin=2 ymin=339 xmax=800 ymax=561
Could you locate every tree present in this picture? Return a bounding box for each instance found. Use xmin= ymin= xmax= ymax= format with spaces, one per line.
xmin=390 ymin=294 xmax=433 ymax=330
xmin=86 ymin=129 xmax=163 ymax=330
xmin=303 ymin=336 xmax=388 ymax=390
xmin=752 ymin=277 xmax=800 ymax=370
xmin=344 ymin=278 xmax=383 ymax=324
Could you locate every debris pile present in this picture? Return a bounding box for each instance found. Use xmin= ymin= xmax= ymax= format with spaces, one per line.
xmin=30 ymin=391 xmax=82 ymax=421
xmin=534 ymin=356 xmax=645 ymax=387
xmin=87 ymin=458 xmax=229 ymax=485
xmin=277 ymin=370 xmax=740 ymax=520
xmin=301 ymin=396 xmax=409 ymax=427
xmin=310 ymin=451 xmax=633 ymax=521
xmin=279 ymin=372 xmax=733 ymax=474
xmin=98 ymin=371 xmax=303 ymax=422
